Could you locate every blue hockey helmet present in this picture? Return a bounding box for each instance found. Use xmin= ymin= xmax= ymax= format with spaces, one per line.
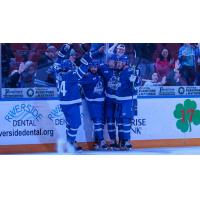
xmin=117 ymin=55 xmax=129 ymax=64
xmin=108 ymin=54 xmax=118 ymax=61
xmin=89 ymin=60 xmax=99 ymax=68
xmin=60 ymin=59 xmax=74 ymax=72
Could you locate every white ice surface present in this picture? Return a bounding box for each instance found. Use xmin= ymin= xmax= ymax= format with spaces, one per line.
xmin=23 ymin=146 xmax=200 ymax=155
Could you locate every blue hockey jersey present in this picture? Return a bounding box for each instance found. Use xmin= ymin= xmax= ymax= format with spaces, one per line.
xmin=80 ymin=72 xmax=105 ymax=102
xmin=46 ymin=58 xmax=76 ymax=85
xmin=115 ymin=67 xmax=136 ymax=102
xmin=98 ymin=64 xmax=120 ymax=101
xmin=56 ymin=64 xmax=89 ymax=104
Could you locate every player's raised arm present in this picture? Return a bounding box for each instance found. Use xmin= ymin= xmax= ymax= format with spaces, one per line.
xmin=57 ymin=43 xmax=71 ymax=59
xmin=74 ymin=53 xmax=93 ymax=80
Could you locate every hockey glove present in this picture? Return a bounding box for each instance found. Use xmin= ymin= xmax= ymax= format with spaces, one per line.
xmin=58 ymin=43 xmax=71 ymax=58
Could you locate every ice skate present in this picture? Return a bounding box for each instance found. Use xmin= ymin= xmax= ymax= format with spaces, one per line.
xmin=109 ymin=139 xmax=120 ymax=151
xmin=94 ymin=140 xmax=108 ymax=151
xmin=120 ymin=141 xmax=133 ymax=151
xmin=99 ymin=140 xmax=108 ymax=150
xmin=125 ymin=141 xmax=133 ymax=150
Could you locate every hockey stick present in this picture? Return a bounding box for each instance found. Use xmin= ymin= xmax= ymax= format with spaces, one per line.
xmin=131 ymin=52 xmax=142 ymax=132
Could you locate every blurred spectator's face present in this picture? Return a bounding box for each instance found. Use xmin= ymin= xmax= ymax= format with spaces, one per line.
xmin=48 ymin=52 xmax=57 ymax=60
xmin=152 ymin=73 xmax=159 ymax=82
xmin=28 ymin=65 xmax=35 ymax=74
xmin=90 ymin=67 xmax=98 ymax=74
xmin=21 ymin=63 xmax=36 ymax=82
xmin=9 ymin=59 xmax=18 ymax=71
xmin=46 ymin=46 xmax=58 ymax=60
xmin=161 ymin=49 xmax=168 ymax=58
xmin=108 ymin=60 xmax=115 ymax=69
xmin=117 ymin=45 xmax=125 ymax=56
xmin=116 ymin=61 xmax=123 ymax=70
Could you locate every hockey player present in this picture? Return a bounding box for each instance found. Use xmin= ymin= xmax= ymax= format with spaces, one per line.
xmin=98 ymin=55 xmax=120 ymax=149
xmin=80 ymin=61 xmax=107 ymax=150
xmin=56 ymin=53 xmax=92 ymax=153
xmin=114 ymin=55 xmax=138 ymax=150
xmin=46 ymin=44 xmax=74 ymax=85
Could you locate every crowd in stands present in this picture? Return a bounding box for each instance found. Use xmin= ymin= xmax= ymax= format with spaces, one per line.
xmin=2 ymin=43 xmax=200 ymax=88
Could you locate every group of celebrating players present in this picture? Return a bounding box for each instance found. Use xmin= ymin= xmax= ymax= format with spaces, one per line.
xmin=54 ymin=43 xmax=140 ymax=152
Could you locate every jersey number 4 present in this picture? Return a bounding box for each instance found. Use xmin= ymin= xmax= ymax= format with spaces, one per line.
xmin=57 ymin=80 xmax=67 ymax=96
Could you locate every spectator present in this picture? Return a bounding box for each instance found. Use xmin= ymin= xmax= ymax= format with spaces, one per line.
xmin=6 ymin=61 xmax=37 ymax=88
xmin=38 ymin=45 xmax=58 ymax=68
xmin=178 ymin=43 xmax=196 ymax=85
xmin=143 ymin=72 xmax=166 ymax=86
xmin=155 ymin=48 xmax=174 ymax=80
xmin=165 ymin=69 xmax=187 ymax=86
xmin=135 ymin=43 xmax=157 ymax=80
xmin=5 ymin=70 xmax=20 ymax=88
xmin=19 ymin=61 xmax=37 ymax=88
xmin=35 ymin=46 xmax=58 ymax=85
xmin=124 ymin=43 xmax=137 ymax=66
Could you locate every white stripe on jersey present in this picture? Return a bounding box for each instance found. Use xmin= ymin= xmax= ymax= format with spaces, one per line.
xmin=85 ymin=97 xmax=104 ymax=102
xmin=60 ymin=99 xmax=82 ymax=105
xmin=105 ymin=92 xmax=134 ymax=101
xmin=76 ymin=70 xmax=82 ymax=79
xmin=78 ymin=67 xmax=86 ymax=75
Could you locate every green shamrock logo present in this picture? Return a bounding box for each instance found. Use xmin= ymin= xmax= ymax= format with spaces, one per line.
xmin=173 ymin=99 xmax=200 ymax=133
